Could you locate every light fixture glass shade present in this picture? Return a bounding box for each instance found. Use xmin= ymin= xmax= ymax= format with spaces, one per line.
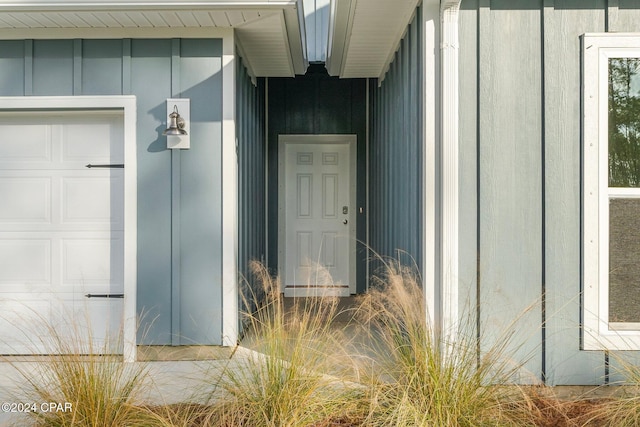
xmin=163 ymin=105 xmax=188 ymax=136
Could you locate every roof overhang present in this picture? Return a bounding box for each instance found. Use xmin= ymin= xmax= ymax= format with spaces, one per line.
xmin=326 ymin=0 xmax=419 ymax=78
xmin=0 ymin=0 xmax=308 ymax=77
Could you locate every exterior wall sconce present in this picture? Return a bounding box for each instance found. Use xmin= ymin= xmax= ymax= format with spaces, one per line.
xmin=164 ymin=98 xmax=190 ymax=149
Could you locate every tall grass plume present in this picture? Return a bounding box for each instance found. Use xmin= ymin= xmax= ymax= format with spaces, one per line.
xmin=8 ymin=311 xmax=154 ymax=427
xmin=208 ymin=260 xmax=364 ymax=426
xmin=356 ymin=259 xmax=535 ymax=426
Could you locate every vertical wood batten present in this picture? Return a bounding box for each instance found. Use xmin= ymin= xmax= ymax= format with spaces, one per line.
xmin=478 ymin=1 xmax=543 ymax=383
xmin=402 ymin=37 xmax=410 ymax=257
xmin=603 ymin=3 xmax=640 ymax=381
xmin=409 ymin=15 xmax=421 ymax=270
xmin=543 ymin=0 xmax=605 ymax=386
xmin=389 ymin=55 xmax=398 ymax=258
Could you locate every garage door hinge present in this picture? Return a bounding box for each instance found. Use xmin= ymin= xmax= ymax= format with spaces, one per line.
xmin=85 ymin=164 xmax=124 ymax=168
xmin=85 ymin=294 xmax=124 ymax=298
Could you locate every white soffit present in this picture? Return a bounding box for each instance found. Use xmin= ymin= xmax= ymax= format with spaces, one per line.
xmin=0 ymin=0 xmax=307 ymax=76
xmin=327 ymin=0 xmax=419 ymax=78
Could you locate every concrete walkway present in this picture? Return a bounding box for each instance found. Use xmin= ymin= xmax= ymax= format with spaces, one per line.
xmin=0 ymin=297 xmax=365 ymax=426
xmin=0 ymin=347 xmax=255 ymax=427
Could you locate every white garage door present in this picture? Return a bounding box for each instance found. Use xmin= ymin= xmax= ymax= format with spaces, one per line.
xmin=0 ymin=111 xmax=125 ymax=355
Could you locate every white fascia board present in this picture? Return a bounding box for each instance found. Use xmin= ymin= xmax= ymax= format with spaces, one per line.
xmin=377 ymin=2 xmax=420 ymax=82
xmin=234 ymin=35 xmax=258 ymax=85
xmin=0 ymin=1 xmax=298 ymax=11
xmin=326 ymin=0 xmax=354 ymax=76
xmin=282 ymin=0 xmax=308 ymax=74
xmin=0 ymin=27 xmax=234 ymax=39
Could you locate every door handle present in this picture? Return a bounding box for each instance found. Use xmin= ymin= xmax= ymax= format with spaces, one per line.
xmin=343 ymin=219 xmax=348 ymax=225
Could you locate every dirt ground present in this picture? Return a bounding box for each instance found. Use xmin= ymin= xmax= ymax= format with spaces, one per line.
xmin=156 ymin=397 xmax=615 ymax=427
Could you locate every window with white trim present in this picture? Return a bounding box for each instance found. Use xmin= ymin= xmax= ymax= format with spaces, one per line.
xmin=584 ymin=34 xmax=640 ymax=350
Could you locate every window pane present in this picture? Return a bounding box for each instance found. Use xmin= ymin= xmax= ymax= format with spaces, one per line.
xmin=609 ymin=58 xmax=640 ymax=187
xmin=609 ymin=198 xmax=640 ymax=323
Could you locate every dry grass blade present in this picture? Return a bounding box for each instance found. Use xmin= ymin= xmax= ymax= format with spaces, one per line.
xmin=588 ymin=354 xmax=640 ymax=427
xmin=7 ymin=310 xmax=154 ymax=427
xmin=207 ymin=260 xmax=366 ymax=427
xmin=355 ymin=259 xmax=538 ymax=427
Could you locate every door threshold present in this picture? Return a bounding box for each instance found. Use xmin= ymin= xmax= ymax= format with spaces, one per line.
xmin=284 ymin=286 xmax=350 ymax=297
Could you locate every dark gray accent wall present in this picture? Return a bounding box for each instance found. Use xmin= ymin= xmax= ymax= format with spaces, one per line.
xmin=459 ymin=1 xmax=640 ymax=385
xmin=267 ymin=65 xmax=367 ymax=292
xmin=368 ymin=8 xmax=423 ymax=279
xmin=237 ymin=57 xmax=267 ymax=306
xmin=0 ymin=38 xmax=224 ymax=346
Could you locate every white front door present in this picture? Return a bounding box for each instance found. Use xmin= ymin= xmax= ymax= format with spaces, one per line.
xmin=0 ymin=111 xmax=125 ymax=354
xmin=278 ymin=135 xmax=356 ymax=296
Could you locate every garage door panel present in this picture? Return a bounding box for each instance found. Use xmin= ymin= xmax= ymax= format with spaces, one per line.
xmin=60 ymin=119 xmax=124 ymax=165
xmin=0 ymin=297 xmax=123 ymax=354
xmin=61 ymin=174 xmax=123 ymax=228
xmin=0 ymin=171 xmax=123 ymax=232
xmin=60 ymin=236 xmax=123 ymax=291
xmin=0 ymin=239 xmax=51 ymax=286
xmin=0 ymin=122 xmax=52 ymax=165
xmin=57 ymin=298 xmax=124 ymax=353
xmin=0 ymin=177 xmax=51 ymax=224
xmin=0 ymin=299 xmax=52 ymax=354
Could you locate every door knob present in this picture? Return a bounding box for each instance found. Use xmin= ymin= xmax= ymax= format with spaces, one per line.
xmin=343 ymin=219 xmax=348 ymax=225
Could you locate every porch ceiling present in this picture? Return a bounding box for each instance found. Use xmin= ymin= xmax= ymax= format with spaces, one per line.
xmin=0 ymin=0 xmax=307 ymax=76
xmin=326 ymin=0 xmax=419 ymax=78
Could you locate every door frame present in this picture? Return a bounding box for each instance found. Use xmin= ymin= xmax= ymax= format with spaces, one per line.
xmin=277 ymin=134 xmax=357 ymax=296
xmin=0 ymin=96 xmax=137 ymax=361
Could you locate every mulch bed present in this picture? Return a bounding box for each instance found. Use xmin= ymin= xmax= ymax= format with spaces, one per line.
xmin=525 ymin=397 xmax=611 ymax=427
xmin=150 ymin=397 xmax=619 ymax=426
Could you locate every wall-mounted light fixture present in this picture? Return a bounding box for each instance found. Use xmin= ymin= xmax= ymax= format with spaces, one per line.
xmin=164 ymin=98 xmax=190 ymax=149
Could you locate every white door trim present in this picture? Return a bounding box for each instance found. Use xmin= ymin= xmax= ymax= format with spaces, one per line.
xmin=278 ymin=134 xmax=357 ymax=296
xmin=0 ymin=95 xmax=137 ymax=362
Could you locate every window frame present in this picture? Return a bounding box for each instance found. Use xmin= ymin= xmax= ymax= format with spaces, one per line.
xmin=583 ymin=34 xmax=640 ymax=350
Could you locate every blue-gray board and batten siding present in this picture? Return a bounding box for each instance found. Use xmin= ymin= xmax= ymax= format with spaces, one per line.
xmin=368 ymin=7 xmax=424 ymax=280
xmin=0 ymin=38 xmax=225 ymax=346
xmin=458 ymin=0 xmax=640 ymax=385
xmin=236 ymin=57 xmax=267 ymax=307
